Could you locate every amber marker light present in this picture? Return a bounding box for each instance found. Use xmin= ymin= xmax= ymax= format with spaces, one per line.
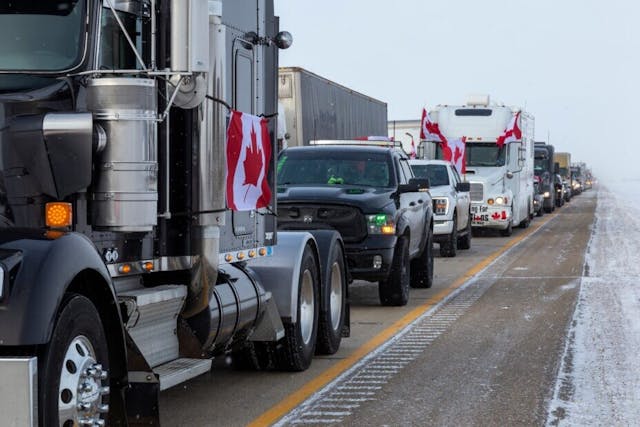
xmin=381 ymin=225 xmax=395 ymax=234
xmin=142 ymin=261 xmax=154 ymax=272
xmin=258 ymin=248 xmax=267 ymax=256
xmin=119 ymin=264 xmax=132 ymax=274
xmin=237 ymin=252 xmax=246 ymax=260
xmin=248 ymin=250 xmax=256 ymax=258
xmin=224 ymin=254 xmax=233 ymax=262
xmin=46 ymin=202 xmax=72 ymax=228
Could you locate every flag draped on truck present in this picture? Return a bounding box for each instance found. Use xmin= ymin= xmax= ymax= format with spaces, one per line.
xmin=226 ymin=111 xmax=272 ymax=211
xmin=496 ymin=111 xmax=522 ymax=147
xmin=420 ymin=108 xmax=466 ymax=174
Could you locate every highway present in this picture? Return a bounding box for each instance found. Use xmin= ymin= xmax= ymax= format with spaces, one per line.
xmin=160 ymin=191 xmax=596 ymax=426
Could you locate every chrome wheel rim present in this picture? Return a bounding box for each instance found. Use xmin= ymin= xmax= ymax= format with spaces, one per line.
xmin=300 ymin=269 xmax=315 ymax=345
xmin=58 ymin=336 xmax=109 ymax=427
xmin=329 ymin=261 xmax=343 ymax=331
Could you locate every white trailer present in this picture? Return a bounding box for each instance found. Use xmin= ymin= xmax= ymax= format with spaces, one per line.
xmin=424 ymin=95 xmax=535 ymax=236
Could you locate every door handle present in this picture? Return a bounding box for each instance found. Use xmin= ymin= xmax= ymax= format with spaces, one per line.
xmin=417 ymin=199 xmax=423 ymax=204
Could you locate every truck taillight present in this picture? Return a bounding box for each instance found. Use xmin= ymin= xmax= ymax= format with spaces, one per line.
xmin=45 ymin=202 xmax=72 ymax=228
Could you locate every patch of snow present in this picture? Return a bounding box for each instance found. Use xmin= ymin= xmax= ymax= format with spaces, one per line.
xmin=546 ymin=188 xmax=640 ymax=426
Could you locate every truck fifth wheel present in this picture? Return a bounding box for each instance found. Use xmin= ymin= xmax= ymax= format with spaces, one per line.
xmin=0 ymin=1 xmax=348 ymax=425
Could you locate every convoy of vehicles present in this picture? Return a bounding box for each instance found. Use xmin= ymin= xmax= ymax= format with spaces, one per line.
xmin=409 ymin=159 xmax=472 ymax=257
xmin=422 ymin=95 xmax=535 ymax=236
xmin=278 ymin=67 xmax=388 ymax=148
xmin=277 ymin=141 xmax=434 ymax=306
xmin=0 ymin=1 xmax=595 ymax=424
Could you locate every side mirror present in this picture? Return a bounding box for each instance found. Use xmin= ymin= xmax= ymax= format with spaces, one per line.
xmin=399 ymin=177 xmax=430 ymax=193
xmin=456 ymin=182 xmax=471 ymax=192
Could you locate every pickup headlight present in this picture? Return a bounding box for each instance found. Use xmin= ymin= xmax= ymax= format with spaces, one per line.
xmin=366 ymin=214 xmax=395 ymax=235
xmin=432 ymin=198 xmax=448 ymax=215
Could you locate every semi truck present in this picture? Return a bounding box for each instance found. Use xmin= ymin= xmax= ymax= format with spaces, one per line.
xmin=0 ymin=1 xmax=349 ymax=425
xmin=534 ymin=142 xmax=558 ymax=212
xmin=554 ymin=151 xmax=573 ymax=196
xmin=278 ymin=67 xmax=388 ymax=147
xmin=423 ymin=95 xmax=535 ymax=236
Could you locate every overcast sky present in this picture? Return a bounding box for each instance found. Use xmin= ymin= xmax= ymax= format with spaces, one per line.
xmin=274 ymin=0 xmax=640 ymax=182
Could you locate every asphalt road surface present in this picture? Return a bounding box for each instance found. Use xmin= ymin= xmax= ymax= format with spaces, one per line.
xmin=160 ymin=191 xmax=596 ymax=426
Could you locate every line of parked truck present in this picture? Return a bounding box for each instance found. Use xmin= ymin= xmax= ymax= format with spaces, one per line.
xmin=0 ymin=2 xmax=592 ymax=425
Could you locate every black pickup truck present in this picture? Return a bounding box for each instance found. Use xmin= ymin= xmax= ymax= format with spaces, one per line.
xmin=276 ymin=143 xmax=434 ymax=306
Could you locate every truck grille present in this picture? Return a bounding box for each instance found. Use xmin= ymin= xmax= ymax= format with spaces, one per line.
xmin=470 ymin=182 xmax=484 ymax=202
xmin=277 ymin=203 xmax=367 ymax=242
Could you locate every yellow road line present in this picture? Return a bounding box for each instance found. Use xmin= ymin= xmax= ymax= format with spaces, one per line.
xmin=249 ymin=214 xmax=555 ymax=426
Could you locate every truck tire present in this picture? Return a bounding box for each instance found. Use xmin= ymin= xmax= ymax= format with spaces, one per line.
xmin=316 ymin=242 xmax=346 ymax=355
xmin=276 ymin=244 xmax=320 ymax=371
xmin=500 ymin=220 xmax=513 ymax=237
xmin=379 ymin=236 xmax=410 ymax=306
xmin=40 ymin=294 xmax=110 ymax=427
xmin=457 ymin=214 xmax=472 ymax=250
xmin=439 ymin=216 xmax=457 ymax=257
xmin=411 ymin=227 xmax=434 ymax=289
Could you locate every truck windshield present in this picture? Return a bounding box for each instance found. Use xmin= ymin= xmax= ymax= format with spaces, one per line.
xmin=411 ymin=164 xmax=449 ymax=187
xmin=278 ymin=151 xmax=395 ymax=188
xmin=534 ymin=156 xmax=547 ymax=174
xmin=0 ymin=0 xmax=86 ymax=72
xmin=465 ymin=143 xmax=506 ymax=167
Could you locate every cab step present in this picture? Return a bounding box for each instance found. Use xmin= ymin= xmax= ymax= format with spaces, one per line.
xmin=154 ymin=358 xmax=212 ymax=391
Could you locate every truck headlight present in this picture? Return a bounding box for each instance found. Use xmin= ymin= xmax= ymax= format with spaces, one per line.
xmin=543 ymin=191 xmax=550 ymax=198
xmin=432 ymin=198 xmax=448 ymax=215
xmin=366 ymin=214 xmax=395 ymax=235
xmin=489 ymin=196 xmax=508 ymax=205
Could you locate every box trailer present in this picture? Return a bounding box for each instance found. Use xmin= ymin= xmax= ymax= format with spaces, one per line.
xmin=278 ymin=67 xmax=387 ymax=147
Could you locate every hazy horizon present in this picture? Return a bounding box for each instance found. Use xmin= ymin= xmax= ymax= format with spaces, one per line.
xmin=274 ymin=0 xmax=639 ymax=183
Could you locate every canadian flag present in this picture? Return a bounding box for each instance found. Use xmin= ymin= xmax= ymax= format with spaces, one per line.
xmin=448 ymin=137 xmax=466 ymax=174
xmin=226 ymin=111 xmax=272 ymax=211
xmin=409 ymin=136 xmax=417 ymax=159
xmin=420 ymin=107 xmax=467 ymax=174
xmin=496 ymin=111 xmax=522 ymax=147
xmin=420 ymin=108 xmax=446 ymax=142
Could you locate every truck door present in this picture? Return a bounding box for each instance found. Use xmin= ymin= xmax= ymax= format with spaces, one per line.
xmin=397 ymin=158 xmax=425 ymax=256
xmin=451 ymin=167 xmax=470 ymax=230
xmin=231 ymin=46 xmax=257 ymax=238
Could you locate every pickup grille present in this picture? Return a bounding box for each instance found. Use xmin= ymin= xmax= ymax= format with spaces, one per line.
xmin=277 ymin=203 xmax=367 ymax=242
xmin=470 ymin=182 xmax=484 ymax=202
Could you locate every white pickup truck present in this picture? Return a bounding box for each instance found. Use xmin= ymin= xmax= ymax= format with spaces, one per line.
xmin=409 ymin=159 xmax=472 ymax=257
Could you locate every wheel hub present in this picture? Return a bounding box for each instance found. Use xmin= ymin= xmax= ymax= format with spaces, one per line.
xmin=58 ymin=336 xmax=109 ymax=427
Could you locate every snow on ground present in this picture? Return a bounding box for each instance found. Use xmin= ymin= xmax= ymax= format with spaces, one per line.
xmin=547 ymin=186 xmax=640 ymax=426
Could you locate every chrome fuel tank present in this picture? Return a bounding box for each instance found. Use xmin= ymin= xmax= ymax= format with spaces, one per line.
xmin=87 ymin=78 xmax=158 ymax=231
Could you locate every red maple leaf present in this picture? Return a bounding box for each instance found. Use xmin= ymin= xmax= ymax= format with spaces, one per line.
xmin=243 ymin=123 xmax=263 ymax=201
xmin=492 ymin=212 xmax=501 ymax=220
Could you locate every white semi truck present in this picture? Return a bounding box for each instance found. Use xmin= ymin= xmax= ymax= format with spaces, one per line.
xmin=423 ymin=96 xmax=535 ymax=236
xmin=0 ymin=1 xmax=349 ymax=425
